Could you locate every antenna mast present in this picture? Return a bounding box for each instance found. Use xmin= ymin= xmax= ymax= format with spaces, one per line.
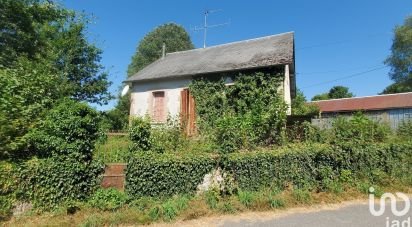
xmin=194 ymin=9 xmax=230 ymax=48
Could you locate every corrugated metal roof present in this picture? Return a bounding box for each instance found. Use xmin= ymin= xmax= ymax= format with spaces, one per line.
xmin=310 ymin=92 xmax=412 ymax=112
xmin=126 ymin=32 xmax=294 ymax=82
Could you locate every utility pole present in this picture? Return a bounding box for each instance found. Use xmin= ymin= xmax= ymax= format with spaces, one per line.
xmin=194 ymin=9 xmax=230 ymax=48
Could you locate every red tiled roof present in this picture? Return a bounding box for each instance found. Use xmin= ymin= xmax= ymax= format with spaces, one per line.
xmin=310 ymin=92 xmax=412 ymax=113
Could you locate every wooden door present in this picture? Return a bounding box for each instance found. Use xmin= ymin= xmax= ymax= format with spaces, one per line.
xmin=153 ymin=91 xmax=165 ymax=122
xmin=180 ymin=89 xmax=196 ymax=135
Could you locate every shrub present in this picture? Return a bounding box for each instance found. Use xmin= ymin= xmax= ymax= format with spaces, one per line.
xmin=150 ymin=117 xmax=188 ymax=153
xmin=397 ymin=120 xmax=412 ymax=138
xmin=126 ymin=152 xmax=216 ymax=197
xmin=129 ymin=117 xmax=152 ymax=152
xmin=88 ymin=188 xmax=128 ymax=211
xmin=27 ymin=99 xmax=101 ymax=160
xmin=17 ymin=99 xmax=105 ymax=209
xmin=0 ymin=161 xmax=16 ymax=220
xmin=332 ymin=113 xmax=391 ymax=145
xmin=17 ymin=157 xmax=104 ymax=210
xmin=222 ymin=142 xmax=412 ymax=191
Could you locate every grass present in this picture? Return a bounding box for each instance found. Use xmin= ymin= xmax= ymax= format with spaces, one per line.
xmin=5 ymin=181 xmax=411 ymax=226
xmin=94 ymin=135 xmax=130 ymax=163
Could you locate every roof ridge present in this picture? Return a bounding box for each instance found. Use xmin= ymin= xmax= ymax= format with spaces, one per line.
xmin=310 ymin=92 xmax=412 ymax=103
xmin=165 ymin=31 xmax=294 ymax=56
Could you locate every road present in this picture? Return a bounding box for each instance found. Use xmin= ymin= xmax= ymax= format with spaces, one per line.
xmin=222 ymin=201 xmax=411 ymax=227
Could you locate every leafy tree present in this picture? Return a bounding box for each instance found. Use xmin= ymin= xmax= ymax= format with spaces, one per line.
xmin=384 ymin=16 xmax=412 ymax=90
xmin=106 ymin=23 xmax=194 ymax=131
xmin=382 ymin=16 xmax=412 ymax=94
xmin=328 ymin=86 xmax=354 ymax=99
xmin=0 ymin=0 xmax=111 ymax=158
xmin=0 ymin=0 xmax=112 ymax=104
xmin=0 ymin=58 xmax=60 ymax=158
xmin=291 ymin=90 xmax=319 ymax=115
xmin=311 ymin=86 xmax=354 ymax=101
xmin=311 ymin=93 xmax=329 ymax=101
xmin=381 ymin=82 xmax=411 ymax=94
xmin=127 ymin=23 xmax=194 ymax=77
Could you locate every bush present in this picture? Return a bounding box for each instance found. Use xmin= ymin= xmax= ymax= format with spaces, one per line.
xmin=17 ymin=157 xmax=104 ymax=209
xmin=88 ymin=188 xmax=128 ymax=211
xmin=28 ymin=99 xmax=101 ymax=160
xmin=332 ymin=113 xmax=391 ymax=145
xmin=126 ymin=152 xmax=216 ymax=197
xmin=17 ymin=99 xmax=105 ymax=209
xmin=222 ymin=142 xmax=412 ymax=191
xmin=129 ymin=117 xmax=152 ymax=152
xmin=397 ymin=120 xmax=412 ymax=138
xmin=0 ymin=161 xmax=17 ymax=220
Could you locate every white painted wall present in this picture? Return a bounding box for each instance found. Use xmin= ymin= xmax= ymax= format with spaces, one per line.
xmin=130 ymin=69 xmax=293 ymax=121
xmin=130 ymin=78 xmax=191 ymax=119
xmin=284 ymin=64 xmax=292 ymax=115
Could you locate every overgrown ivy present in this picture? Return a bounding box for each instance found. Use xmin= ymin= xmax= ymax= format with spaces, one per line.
xmin=189 ymin=68 xmax=288 ymax=152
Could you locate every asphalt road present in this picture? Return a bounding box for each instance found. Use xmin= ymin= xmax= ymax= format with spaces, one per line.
xmin=222 ymin=202 xmax=411 ymax=227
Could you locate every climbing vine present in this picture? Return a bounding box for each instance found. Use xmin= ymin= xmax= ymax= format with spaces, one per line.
xmin=189 ymin=68 xmax=288 ymax=152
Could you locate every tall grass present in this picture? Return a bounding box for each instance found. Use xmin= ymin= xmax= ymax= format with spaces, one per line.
xmin=94 ymin=135 xmax=130 ymax=163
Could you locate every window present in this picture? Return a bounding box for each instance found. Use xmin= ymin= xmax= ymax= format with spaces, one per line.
xmin=152 ymin=91 xmax=166 ymax=122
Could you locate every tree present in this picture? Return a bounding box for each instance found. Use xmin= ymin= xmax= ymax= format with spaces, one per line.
xmin=105 ymin=23 xmax=194 ymax=131
xmin=328 ymin=86 xmax=354 ymax=99
xmin=0 ymin=0 xmax=112 ymax=104
xmin=311 ymin=86 xmax=354 ymax=101
xmin=311 ymin=93 xmax=329 ymax=101
xmin=0 ymin=0 xmax=111 ymax=158
xmin=291 ymin=90 xmax=319 ymax=115
xmin=383 ymin=16 xmax=412 ymax=94
xmin=127 ymin=23 xmax=194 ymax=77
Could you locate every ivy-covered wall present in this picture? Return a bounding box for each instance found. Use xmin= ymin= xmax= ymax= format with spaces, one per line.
xmin=189 ymin=67 xmax=288 ymax=152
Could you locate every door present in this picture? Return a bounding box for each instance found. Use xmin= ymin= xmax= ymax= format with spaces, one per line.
xmin=180 ymin=89 xmax=196 ymax=135
xmin=152 ymin=91 xmax=165 ymax=123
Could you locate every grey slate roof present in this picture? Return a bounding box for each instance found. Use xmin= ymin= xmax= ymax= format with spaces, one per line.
xmin=126 ymin=32 xmax=294 ymax=82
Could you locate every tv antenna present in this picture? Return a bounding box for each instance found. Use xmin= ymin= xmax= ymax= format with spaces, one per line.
xmin=194 ymin=9 xmax=230 ymax=48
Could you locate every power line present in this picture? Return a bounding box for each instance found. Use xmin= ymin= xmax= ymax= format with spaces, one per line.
xmin=296 ymin=32 xmax=391 ymax=51
xmin=301 ymin=65 xmax=388 ymax=89
xmin=297 ymin=64 xmax=383 ymax=76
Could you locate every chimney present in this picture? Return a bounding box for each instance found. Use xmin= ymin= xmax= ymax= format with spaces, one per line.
xmin=162 ymin=43 xmax=166 ymax=59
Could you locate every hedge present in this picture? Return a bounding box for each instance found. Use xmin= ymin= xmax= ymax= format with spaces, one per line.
xmin=222 ymin=143 xmax=412 ymax=191
xmin=126 ymin=152 xmax=216 ymax=197
xmin=17 ymin=157 xmax=104 ymax=209
xmin=125 ymin=142 xmax=412 ymax=197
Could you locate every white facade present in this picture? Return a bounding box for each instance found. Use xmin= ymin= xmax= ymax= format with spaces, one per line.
xmin=130 ymin=65 xmax=293 ymax=120
xmin=130 ymin=78 xmax=191 ymax=118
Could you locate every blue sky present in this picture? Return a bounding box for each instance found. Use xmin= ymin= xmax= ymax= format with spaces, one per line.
xmin=64 ymin=0 xmax=411 ymax=111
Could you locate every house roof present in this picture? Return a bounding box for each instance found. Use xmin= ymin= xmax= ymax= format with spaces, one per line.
xmin=310 ymin=92 xmax=412 ymax=113
xmin=126 ymin=32 xmax=295 ymax=82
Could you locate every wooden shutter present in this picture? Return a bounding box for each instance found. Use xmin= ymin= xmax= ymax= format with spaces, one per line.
xmin=180 ymin=89 xmax=196 ymax=136
xmin=153 ymin=91 xmax=165 ymax=122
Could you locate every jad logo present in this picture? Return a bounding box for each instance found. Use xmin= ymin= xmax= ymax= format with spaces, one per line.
xmin=369 ymin=187 xmax=411 ymax=227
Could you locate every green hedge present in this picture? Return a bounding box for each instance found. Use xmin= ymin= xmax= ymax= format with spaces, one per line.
xmin=0 ymin=161 xmax=16 ymax=220
xmin=17 ymin=157 xmax=104 ymax=209
xmin=125 ymin=142 xmax=412 ymax=197
xmin=126 ymin=152 xmax=216 ymax=197
xmin=222 ymin=143 xmax=412 ymax=191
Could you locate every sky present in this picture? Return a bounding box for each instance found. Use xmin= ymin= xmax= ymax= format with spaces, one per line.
xmin=64 ymin=0 xmax=411 ymax=111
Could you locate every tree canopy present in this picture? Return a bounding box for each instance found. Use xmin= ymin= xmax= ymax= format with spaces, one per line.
xmin=382 ymin=16 xmax=412 ymax=94
xmin=291 ymin=90 xmax=319 ymax=115
xmin=127 ymin=23 xmax=194 ymax=77
xmin=0 ymin=0 xmax=112 ymax=104
xmin=311 ymin=86 xmax=354 ymax=101
xmin=0 ymin=0 xmax=111 ymax=158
